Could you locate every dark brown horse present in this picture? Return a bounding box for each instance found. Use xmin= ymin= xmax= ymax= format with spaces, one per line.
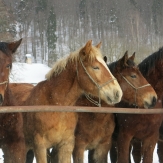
xmin=72 ymin=51 xmax=157 ymax=163
xmin=9 ymin=83 xmax=34 ymax=163
xmin=21 ymin=40 xmax=123 ymax=163
xmin=0 ymin=39 xmax=27 ymax=163
xmin=110 ymin=48 xmax=163 ymax=163
xmin=130 ymin=47 xmax=163 ymax=163
xmin=157 ymin=112 xmax=163 ymax=163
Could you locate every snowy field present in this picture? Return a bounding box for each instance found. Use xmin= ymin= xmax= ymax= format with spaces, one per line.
xmin=0 ymin=62 xmax=158 ymax=163
xmin=0 ymin=148 xmax=159 ymax=163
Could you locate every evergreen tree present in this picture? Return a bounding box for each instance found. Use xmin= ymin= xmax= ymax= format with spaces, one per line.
xmin=0 ymin=0 xmax=16 ymax=41
xmin=47 ymin=7 xmax=57 ymax=66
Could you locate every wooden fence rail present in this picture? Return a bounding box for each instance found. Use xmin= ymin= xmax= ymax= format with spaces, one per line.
xmin=0 ymin=105 xmax=163 ymax=114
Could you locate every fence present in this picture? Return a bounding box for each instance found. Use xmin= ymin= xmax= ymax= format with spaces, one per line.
xmin=1 ymin=105 xmax=163 ymax=114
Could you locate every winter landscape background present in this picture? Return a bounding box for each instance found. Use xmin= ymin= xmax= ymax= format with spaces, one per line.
xmin=0 ymin=0 xmax=162 ymax=162
xmin=0 ymin=0 xmax=163 ymax=67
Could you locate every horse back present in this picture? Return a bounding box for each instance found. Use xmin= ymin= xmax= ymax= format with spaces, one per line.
xmin=9 ymin=83 xmax=34 ymax=105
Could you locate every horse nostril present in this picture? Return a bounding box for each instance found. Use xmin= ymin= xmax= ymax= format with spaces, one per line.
xmin=152 ymin=96 xmax=157 ymax=107
xmin=115 ymin=91 xmax=120 ymax=99
xmin=0 ymin=94 xmax=3 ymax=104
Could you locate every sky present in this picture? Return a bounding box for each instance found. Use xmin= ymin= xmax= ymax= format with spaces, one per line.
xmin=0 ymin=62 xmax=159 ymax=163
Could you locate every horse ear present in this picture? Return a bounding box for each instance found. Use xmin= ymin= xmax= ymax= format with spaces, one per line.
xmin=8 ymin=38 xmax=22 ymax=53
xmin=129 ymin=52 xmax=135 ymax=61
xmin=80 ymin=40 xmax=92 ymax=56
xmin=118 ymin=51 xmax=128 ymax=68
xmin=96 ymin=42 xmax=102 ymax=49
xmin=104 ymin=56 xmax=107 ymax=63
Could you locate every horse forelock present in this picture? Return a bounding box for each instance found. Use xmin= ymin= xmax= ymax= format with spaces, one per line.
xmin=45 ymin=45 xmax=103 ymax=80
xmin=108 ymin=58 xmax=137 ymax=74
xmin=89 ymin=46 xmax=103 ymax=60
xmin=138 ymin=47 xmax=163 ymax=77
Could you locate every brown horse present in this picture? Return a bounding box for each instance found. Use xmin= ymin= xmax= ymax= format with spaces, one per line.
xmin=21 ymin=40 xmax=123 ymax=163
xmin=8 ymin=83 xmax=34 ymax=163
xmin=9 ymin=83 xmax=34 ymax=105
xmin=110 ymin=48 xmax=163 ymax=163
xmin=71 ymin=51 xmax=157 ymax=163
xmin=157 ymin=113 xmax=163 ymax=163
xmin=0 ymin=39 xmax=27 ymax=163
xmin=129 ymin=47 xmax=163 ymax=163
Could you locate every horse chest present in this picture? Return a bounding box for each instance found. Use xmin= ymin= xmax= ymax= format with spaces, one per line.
xmin=24 ymin=112 xmax=78 ymax=148
xmin=118 ymin=114 xmax=162 ymax=138
xmin=76 ymin=113 xmax=114 ymax=149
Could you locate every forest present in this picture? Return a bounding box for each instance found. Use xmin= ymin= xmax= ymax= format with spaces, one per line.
xmin=0 ymin=0 xmax=163 ymax=66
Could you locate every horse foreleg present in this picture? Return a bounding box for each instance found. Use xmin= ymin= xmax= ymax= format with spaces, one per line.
xmin=157 ymin=140 xmax=163 ymax=163
xmin=58 ymin=140 xmax=74 ymax=163
xmin=117 ymin=131 xmax=133 ymax=163
xmin=142 ymin=135 xmax=158 ymax=163
xmin=109 ymin=140 xmax=117 ymax=163
xmin=73 ymin=143 xmax=86 ymax=163
xmin=88 ymin=143 xmax=110 ymax=163
xmin=34 ymin=144 xmax=47 ymax=163
xmin=131 ymin=139 xmax=142 ymax=163
xmin=2 ymin=138 xmax=26 ymax=163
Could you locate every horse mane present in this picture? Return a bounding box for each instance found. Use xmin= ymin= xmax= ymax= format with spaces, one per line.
xmin=138 ymin=47 xmax=163 ymax=76
xmin=108 ymin=61 xmax=117 ymax=72
xmin=0 ymin=42 xmax=11 ymax=56
xmin=45 ymin=45 xmax=102 ymax=80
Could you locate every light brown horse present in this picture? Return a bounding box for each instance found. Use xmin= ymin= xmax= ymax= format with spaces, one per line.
xmin=21 ymin=40 xmax=123 ymax=163
xmin=0 ymin=39 xmax=27 ymax=163
xmin=47 ymin=52 xmax=157 ymax=163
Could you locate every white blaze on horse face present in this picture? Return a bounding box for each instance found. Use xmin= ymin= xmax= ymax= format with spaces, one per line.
xmin=96 ymin=56 xmax=114 ymax=78
xmin=96 ymin=56 xmax=123 ymax=104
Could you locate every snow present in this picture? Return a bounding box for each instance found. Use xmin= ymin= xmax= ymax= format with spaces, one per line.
xmin=0 ymin=62 xmax=159 ymax=163
xmin=9 ymin=62 xmax=51 ymax=84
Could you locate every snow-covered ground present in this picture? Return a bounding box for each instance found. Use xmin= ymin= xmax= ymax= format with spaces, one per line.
xmin=0 ymin=62 xmax=159 ymax=163
xmin=10 ymin=62 xmax=51 ymax=83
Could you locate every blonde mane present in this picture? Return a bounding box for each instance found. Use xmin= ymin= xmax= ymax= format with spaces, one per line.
xmin=45 ymin=45 xmax=103 ymax=80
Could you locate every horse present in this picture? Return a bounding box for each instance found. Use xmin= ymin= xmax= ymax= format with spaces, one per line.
xmin=9 ymin=83 xmax=34 ymax=105
xmin=71 ymin=51 xmax=157 ymax=163
xmin=8 ymin=83 xmax=34 ymax=163
xmin=157 ymin=115 xmax=163 ymax=163
xmin=110 ymin=47 xmax=163 ymax=163
xmin=47 ymin=51 xmax=157 ymax=163
xmin=0 ymin=39 xmax=27 ymax=163
xmin=21 ymin=40 xmax=123 ymax=163
xmin=130 ymin=47 xmax=163 ymax=163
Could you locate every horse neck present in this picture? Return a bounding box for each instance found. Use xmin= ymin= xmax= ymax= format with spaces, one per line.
xmin=3 ymin=85 xmax=16 ymax=106
xmin=47 ymin=63 xmax=83 ymax=106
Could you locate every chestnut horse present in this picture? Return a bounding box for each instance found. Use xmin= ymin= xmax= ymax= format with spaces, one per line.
xmin=72 ymin=51 xmax=157 ymax=163
xmin=21 ymin=40 xmax=123 ymax=163
xmin=110 ymin=48 xmax=163 ymax=163
xmin=0 ymin=39 xmax=27 ymax=163
xmin=47 ymin=52 xmax=157 ymax=163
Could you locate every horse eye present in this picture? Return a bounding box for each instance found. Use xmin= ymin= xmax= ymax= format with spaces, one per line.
xmin=130 ymin=74 xmax=136 ymax=78
xmin=6 ymin=64 xmax=11 ymax=69
xmin=92 ymin=66 xmax=99 ymax=70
